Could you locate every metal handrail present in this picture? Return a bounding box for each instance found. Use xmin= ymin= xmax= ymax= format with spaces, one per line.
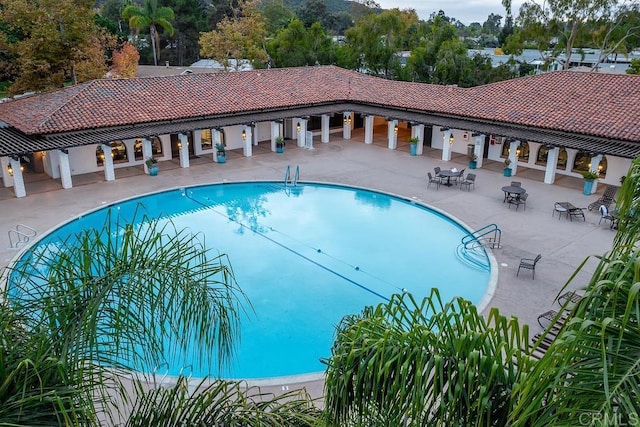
xmin=461 ymin=223 xmax=501 ymax=250
xmin=284 ymin=165 xmax=291 ymax=186
xmin=292 ymin=165 xmax=300 ymax=186
xmin=8 ymin=224 xmax=37 ymax=249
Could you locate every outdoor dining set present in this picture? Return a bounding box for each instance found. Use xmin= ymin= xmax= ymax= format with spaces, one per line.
xmin=428 ymin=167 xmax=476 ymax=191
xmin=502 ymin=181 xmax=528 ymax=211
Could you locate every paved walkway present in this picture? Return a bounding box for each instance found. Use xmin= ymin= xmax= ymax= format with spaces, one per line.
xmin=0 ymin=135 xmax=616 ymax=400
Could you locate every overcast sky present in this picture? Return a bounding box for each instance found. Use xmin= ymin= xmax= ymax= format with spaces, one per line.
xmin=375 ymin=0 xmax=523 ymax=26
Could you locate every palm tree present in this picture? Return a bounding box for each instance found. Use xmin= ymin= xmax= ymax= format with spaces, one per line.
xmin=1 ymin=212 xmax=247 ymax=423
xmin=122 ymin=0 xmax=175 ymax=66
xmin=323 ymin=159 xmax=640 ymax=425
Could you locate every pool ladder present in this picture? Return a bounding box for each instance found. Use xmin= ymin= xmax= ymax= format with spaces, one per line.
xmin=284 ymin=165 xmax=300 ymax=186
xmin=8 ymin=224 xmax=37 ymax=249
xmin=456 ymin=224 xmax=501 ymax=271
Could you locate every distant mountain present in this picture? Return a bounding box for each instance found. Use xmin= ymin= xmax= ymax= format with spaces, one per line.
xmin=282 ymin=0 xmax=375 ymax=16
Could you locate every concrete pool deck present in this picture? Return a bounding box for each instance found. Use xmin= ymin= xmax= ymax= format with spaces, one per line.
xmin=0 ymin=134 xmax=616 ymax=401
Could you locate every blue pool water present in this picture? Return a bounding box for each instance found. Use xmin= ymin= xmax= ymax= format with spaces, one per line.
xmin=10 ymin=182 xmax=490 ymax=379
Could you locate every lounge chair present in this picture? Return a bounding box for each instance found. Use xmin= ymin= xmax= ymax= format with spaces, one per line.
xmin=557 ymin=291 xmax=582 ymax=306
xmin=517 ymin=253 xmax=541 ymax=279
xmin=552 ymin=202 xmax=568 ymax=220
xmin=587 ymin=185 xmax=617 ymax=211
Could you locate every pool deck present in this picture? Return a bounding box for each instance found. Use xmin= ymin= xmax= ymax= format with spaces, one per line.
xmin=0 ymin=134 xmax=616 ymax=403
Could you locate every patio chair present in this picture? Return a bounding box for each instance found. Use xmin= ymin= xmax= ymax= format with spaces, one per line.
xmin=427 ymin=172 xmax=441 ymax=189
xmin=452 ymin=168 xmax=465 ymax=186
xmin=552 ymin=202 xmax=568 ymax=220
xmin=517 ymin=253 xmax=541 ymax=279
xmin=511 ymin=181 xmax=522 ymax=187
xmin=434 ymin=166 xmax=441 ymax=177
xmin=598 ymin=204 xmax=615 ymax=226
xmin=587 ymin=185 xmax=618 ymax=211
xmin=557 ymin=291 xmax=582 ymax=307
xmin=567 ymin=207 xmax=585 ymax=221
xmin=459 ymin=173 xmax=476 ymax=191
xmin=508 ymin=192 xmax=528 ymax=210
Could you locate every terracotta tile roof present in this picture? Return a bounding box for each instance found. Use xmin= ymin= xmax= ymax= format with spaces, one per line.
xmin=0 ymin=65 xmax=638 ymax=146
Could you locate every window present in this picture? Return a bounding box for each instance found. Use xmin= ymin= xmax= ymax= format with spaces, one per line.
xmin=134 ymin=137 xmax=163 ymax=161
xmin=573 ymin=152 xmax=591 ymax=173
xmin=517 ymin=142 xmax=529 ymax=161
xmin=201 ymin=129 xmax=213 ymax=150
xmin=557 ymin=148 xmax=567 ymax=169
xmin=536 ymin=145 xmax=549 ymax=165
xmin=96 ymin=141 xmax=128 ymax=166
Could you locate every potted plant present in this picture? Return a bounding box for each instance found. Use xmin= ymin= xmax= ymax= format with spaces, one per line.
xmin=215 ymin=143 xmax=226 ymax=163
xmin=581 ymin=170 xmax=599 ymax=195
xmin=145 ymin=157 xmax=159 ymax=176
xmin=468 ymin=153 xmax=478 ymax=169
xmin=503 ymin=158 xmax=512 ymax=177
xmin=275 ymin=136 xmax=285 ymax=154
xmin=408 ymin=136 xmax=419 ymax=156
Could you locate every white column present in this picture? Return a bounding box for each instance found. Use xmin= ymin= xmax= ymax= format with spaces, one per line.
xmin=544 ymin=147 xmax=559 ymax=184
xmin=101 ymin=144 xmax=115 ymax=181
xmin=472 ymin=134 xmax=485 ymax=168
xmin=270 ymin=121 xmax=280 ymax=152
xmin=441 ymin=130 xmax=453 ymax=161
xmin=8 ymin=157 xmax=25 ymax=197
xmin=178 ymin=133 xmax=190 ymax=168
xmin=508 ymin=140 xmax=520 ymax=175
xmin=242 ymin=125 xmax=253 ymax=156
xmin=58 ymin=149 xmax=73 ymax=190
xmin=252 ymin=124 xmax=258 ymax=147
xmin=1 ymin=156 xmax=14 ymax=187
xmin=590 ymin=154 xmax=603 ymax=194
xmin=141 ymin=138 xmax=152 ymax=172
xmin=213 ymin=129 xmax=222 ymax=162
xmin=321 ymin=114 xmax=330 ymax=143
xmin=387 ymin=120 xmax=398 ymax=150
xmin=412 ymin=124 xmax=425 ymax=155
xmin=364 ymin=116 xmax=374 ymax=145
xmin=342 ymin=112 xmax=352 ymax=140
xmin=296 ymin=119 xmax=307 ymax=147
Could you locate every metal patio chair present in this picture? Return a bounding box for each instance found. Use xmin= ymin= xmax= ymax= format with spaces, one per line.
xmin=517 ymin=254 xmax=542 ymax=279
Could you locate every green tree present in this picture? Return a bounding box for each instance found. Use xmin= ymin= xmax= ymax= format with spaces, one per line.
xmin=163 ymin=0 xmax=209 ymax=66
xmin=122 ymin=0 xmax=175 ymax=66
xmin=260 ymin=0 xmax=296 ymax=34
xmin=268 ymin=19 xmax=334 ymax=67
xmin=0 ymin=0 xmax=111 ymax=94
xmin=344 ymin=9 xmax=416 ymax=78
xmin=324 ymin=158 xmax=640 ymax=425
xmin=504 ymin=0 xmax=621 ymax=69
xmin=199 ymin=0 xmax=269 ymax=70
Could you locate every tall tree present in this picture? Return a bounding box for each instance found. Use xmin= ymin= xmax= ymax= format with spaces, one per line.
xmin=199 ymin=0 xmax=269 ymax=70
xmin=122 ymin=0 xmax=175 ymax=66
xmin=503 ymin=0 xmax=620 ymax=69
xmin=0 ymin=0 xmax=111 ymax=94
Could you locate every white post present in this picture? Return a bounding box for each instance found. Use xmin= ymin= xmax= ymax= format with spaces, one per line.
xmin=9 ymin=157 xmax=25 ymax=197
xmin=387 ymin=119 xmax=398 ymax=150
xmin=474 ymin=134 xmax=484 ymax=168
xmin=270 ymin=121 xmax=280 ymax=152
xmin=178 ymin=133 xmax=190 ymax=168
xmin=544 ymin=147 xmax=559 ymax=184
xmin=102 ymin=144 xmax=115 ymax=181
xmin=442 ymin=130 xmax=453 ymax=162
xmin=58 ymin=150 xmax=73 ymax=189
xmin=508 ymin=140 xmax=520 ymax=176
xmin=342 ymin=112 xmax=352 ymax=140
xmin=213 ymin=129 xmax=222 ymax=162
xmin=1 ymin=156 xmax=14 ymax=187
xmin=321 ymin=114 xmax=330 ymax=143
xmin=242 ymin=125 xmax=253 ymax=156
xmin=412 ymin=124 xmax=425 ymax=155
xmin=364 ymin=115 xmax=374 ymax=145
xmin=141 ymin=138 xmax=152 ymax=172
xmin=296 ymin=119 xmax=307 ymax=147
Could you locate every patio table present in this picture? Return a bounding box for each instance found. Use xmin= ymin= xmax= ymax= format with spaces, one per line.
xmin=439 ymin=169 xmax=461 ymax=187
xmin=501 ymin=185 xmax=525 ymax=202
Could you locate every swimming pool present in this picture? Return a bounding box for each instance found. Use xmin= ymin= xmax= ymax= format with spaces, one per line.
xmin=9 ymin=182 xmax=492 ymax=380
